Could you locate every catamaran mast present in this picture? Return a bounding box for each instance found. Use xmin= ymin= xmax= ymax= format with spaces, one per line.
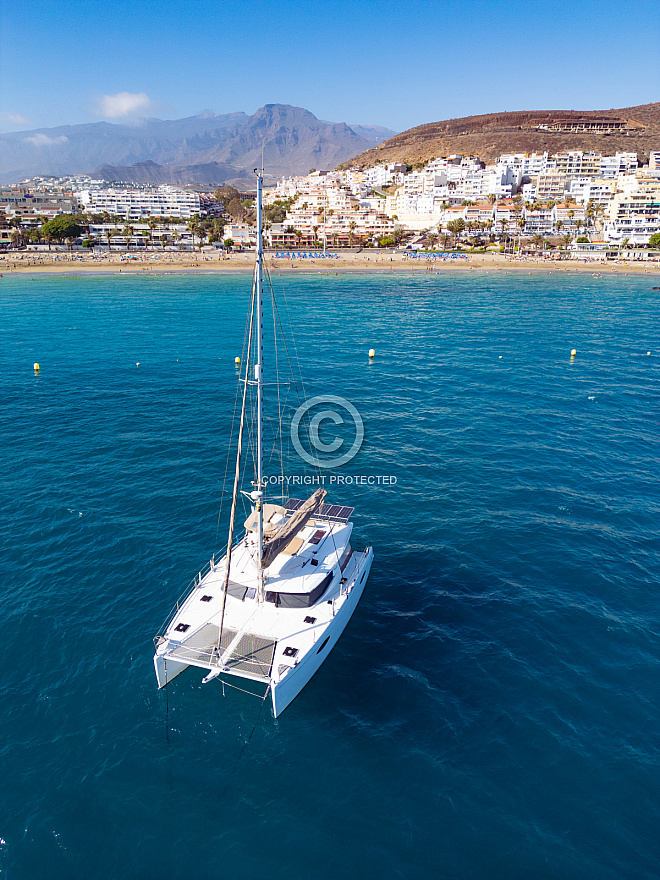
xmin=255 ymin=171 xmax=265 ymax=601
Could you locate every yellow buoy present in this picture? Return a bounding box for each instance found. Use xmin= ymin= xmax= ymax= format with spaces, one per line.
xmin=33 ymin=362 xmax=40 ymax=371
xmin=571 ymin=349 xmax=577 ymax=357
xmin=368 ymin=349 xmax=375 ymax=358
xmin=235 ymin=356 xmax=241 ymax=365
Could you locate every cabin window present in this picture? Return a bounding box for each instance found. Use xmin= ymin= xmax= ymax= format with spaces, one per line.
xmin=267 ymin=571 xmax=335 ymax=609
xmin=339 ymin=543 xmax=353 ymax=572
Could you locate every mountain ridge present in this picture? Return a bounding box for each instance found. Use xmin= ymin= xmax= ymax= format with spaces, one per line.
xmin=346 ymin=102 xmax=660 ymax=167
xmin=0 ymin=105 xmax=396 ymax=184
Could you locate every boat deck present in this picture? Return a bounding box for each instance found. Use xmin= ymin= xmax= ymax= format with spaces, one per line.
xmin=163 ymin=623 xmax=276 ymax=682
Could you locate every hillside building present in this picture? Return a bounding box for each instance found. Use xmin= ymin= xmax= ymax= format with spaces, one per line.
xmin=78 ymin=186 xmax=201 ymax=219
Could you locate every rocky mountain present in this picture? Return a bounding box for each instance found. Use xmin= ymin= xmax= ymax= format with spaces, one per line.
xmin=91 ymin=160 xmax=255 ymax=189
xmin=0 ymin=105 xmax=396 ymax=185
xmin=347 ymin=102 xmax=660 ymax=168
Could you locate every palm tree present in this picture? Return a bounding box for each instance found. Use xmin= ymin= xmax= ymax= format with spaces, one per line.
xmin=348 ymin=220 xmax=357 ymax=248
xmin=123 ymin=225 xmax=134 ymax=251
xmin=147 ymin=218 xmax=157 ymax=249
xmin=187 ymin=216 xmax=199 ymax=250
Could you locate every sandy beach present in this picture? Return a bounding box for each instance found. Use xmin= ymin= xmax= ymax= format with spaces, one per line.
xmin=1 ymin=250 xmax=659 ymax=276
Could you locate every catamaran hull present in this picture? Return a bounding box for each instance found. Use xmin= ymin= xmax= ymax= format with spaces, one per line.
xmin=270 ymin=546 xmax=373 ymax=718
xmin=154 ymin=653 xmax=188 ymax=689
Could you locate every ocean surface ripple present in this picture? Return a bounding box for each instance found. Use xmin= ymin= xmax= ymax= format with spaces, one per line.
xmin=1 ymin=271 xmax=659 ymax=879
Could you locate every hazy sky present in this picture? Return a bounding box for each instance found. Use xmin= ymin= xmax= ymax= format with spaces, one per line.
xmin=1 ymin=0 xmax=659 ymax=134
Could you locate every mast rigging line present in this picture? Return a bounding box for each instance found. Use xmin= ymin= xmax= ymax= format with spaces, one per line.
xmin=213 ymin=276 xmax=259 ymax=555
xmin=265 ymin=268 xmax=325 ymax=483
xmin=217 ymin=274 xmax=256 ymax=646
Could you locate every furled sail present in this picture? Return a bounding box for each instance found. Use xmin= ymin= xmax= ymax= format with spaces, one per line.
xmin=261 ymin=488 xmax=327 ymax=568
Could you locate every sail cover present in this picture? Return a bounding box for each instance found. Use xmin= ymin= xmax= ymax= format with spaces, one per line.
xmin=261 ymin=488 xmax=327 ymax=568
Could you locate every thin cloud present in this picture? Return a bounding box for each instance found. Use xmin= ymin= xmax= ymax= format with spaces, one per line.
xmin=24 ymin=134 xmax=68 ymax=147
xmin=96 ymin=91 xmax=154 ymax=119
xmin=0 ymin=112 xmax=31 ymax=125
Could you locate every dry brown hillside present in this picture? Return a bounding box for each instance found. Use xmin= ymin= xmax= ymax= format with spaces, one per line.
xmin=347 ymin=102 xmax=660 ymax=167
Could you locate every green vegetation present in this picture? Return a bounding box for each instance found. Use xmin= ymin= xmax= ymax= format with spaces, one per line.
xmin=41 ymin=214 xmax=82 ymax=242
xmin=264 ymin=198 xmax=294 ymax=224
xmin=649 ymin=232 xmax=660 ymax=248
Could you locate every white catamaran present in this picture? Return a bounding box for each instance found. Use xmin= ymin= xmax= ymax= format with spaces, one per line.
xmin=153 ymin=172 xmax=373 ymax=717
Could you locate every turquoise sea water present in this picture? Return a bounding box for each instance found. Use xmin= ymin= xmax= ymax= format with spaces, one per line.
xmin=1 ymin=271 xmax=659 ymax=879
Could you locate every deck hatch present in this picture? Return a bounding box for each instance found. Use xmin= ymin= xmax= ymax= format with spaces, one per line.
xmin=283 ymin=646 xmax=299 ymax=658
xmin=175 ymin=623 xmax=190 ymax=633
xmin=200 ymin=595 xmax=213 ymax=602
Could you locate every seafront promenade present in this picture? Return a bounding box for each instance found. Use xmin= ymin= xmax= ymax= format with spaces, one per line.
xmin=2 ymin=250 xmax=658 ymax=276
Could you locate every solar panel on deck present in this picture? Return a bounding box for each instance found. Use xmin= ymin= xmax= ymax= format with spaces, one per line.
xmin=284 ymin=498 xmax=354 ymax=523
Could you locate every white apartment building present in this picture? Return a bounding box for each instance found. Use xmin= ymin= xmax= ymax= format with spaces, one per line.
xmin=87 ymin=222 xmax=193 ymax=248
xmin=521 ymin=182 xmax=537 ymax=202
xmin=552 ymin=205 xmax=587 ymax=232
xmin=363 ymin=163 xmax=406 ymax=189
xmin=522 ymin=207 xmax=555 ymax=235
xmin=599 ymin=152 xmax=638 ymax=178
xmin=603 ymin=176 xmax=660 ymax=244
xmin=224 ymin=223 xmax=257 ymax=247
xmin=535 ymin=173 xmax=568 ymax=203
xmin=565 ymin=177 xmax=616 ymax=206
xmin=553 ymin=151 xmax=602 ymax=178
xmin=493 ymin=203 xmax=521 ymax=233
xmin=79 ymin=186 xmax=201 ymax=219
xmin=499 ymin=153 xmax=552 ymax=177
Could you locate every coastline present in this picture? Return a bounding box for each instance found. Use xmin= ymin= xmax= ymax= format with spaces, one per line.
xmin=2 ymin=250 xmax=659 ymax=276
